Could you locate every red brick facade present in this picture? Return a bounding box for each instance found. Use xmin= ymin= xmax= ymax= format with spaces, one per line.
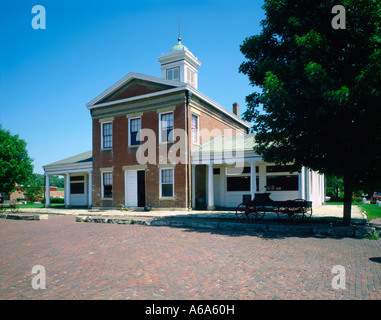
xmin=91 ymin=80 xmax=248 ymax=210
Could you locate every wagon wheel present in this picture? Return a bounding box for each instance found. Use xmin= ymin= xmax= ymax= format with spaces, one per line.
xmin=10 ymin=203 xmax=19 ymax=213
xmin=288 ymin=206 xmax=305 ymax=224
xmin=276 ymin=206 xmax=292 ymax=224
xmin=251 ymin=205 xmax=265 ymax=221
xmin=236 ymin=202 xmax=255 ymax=223
xmin=292 ymin=199 xmax=312 ymax=222
xmin=304 ymin=206 xmax=313 ymax=221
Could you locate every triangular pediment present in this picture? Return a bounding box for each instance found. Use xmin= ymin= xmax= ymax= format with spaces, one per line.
xmin=92 ymin=74 xmax=181 ymax=106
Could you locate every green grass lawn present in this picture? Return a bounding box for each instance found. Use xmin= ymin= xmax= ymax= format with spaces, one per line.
xmin=18 ymin=203 xmax=65 ymax=209
xmin=326 ymin=201 xmax=381 ymax=221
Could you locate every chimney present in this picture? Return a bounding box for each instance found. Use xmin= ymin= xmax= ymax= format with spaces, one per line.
xmin=233 ymin=102 xmax=239 ymax=116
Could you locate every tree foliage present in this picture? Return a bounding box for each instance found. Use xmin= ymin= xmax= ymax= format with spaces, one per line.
xmin=0 ymin=125 xmax=34 ymax=195
xmin=239 ymin=0 xmax=381 ymax=224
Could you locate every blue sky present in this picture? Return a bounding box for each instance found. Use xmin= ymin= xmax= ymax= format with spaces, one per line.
xmin=0 ymin=0 xmax=264 ymax=174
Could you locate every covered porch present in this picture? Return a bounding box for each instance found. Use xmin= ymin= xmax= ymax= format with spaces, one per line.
xmin=43 ymin=151 xmax=93 ymax=208
xmin=191 ymin=134 xmax=325 ymax=210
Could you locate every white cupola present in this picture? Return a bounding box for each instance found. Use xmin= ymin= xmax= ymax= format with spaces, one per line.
xmin=157 ymin=37 xmax=201 ymax=89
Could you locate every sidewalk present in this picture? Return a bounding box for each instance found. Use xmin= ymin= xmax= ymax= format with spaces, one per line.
xmin=17 ymin=205 xmax=367 ymax=224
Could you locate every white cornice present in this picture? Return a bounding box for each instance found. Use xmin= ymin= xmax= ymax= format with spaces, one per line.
xmin=86 ymin=73 xmax=185 ymax=108
xmin=86 ymin=73 xmax=251 ymax=129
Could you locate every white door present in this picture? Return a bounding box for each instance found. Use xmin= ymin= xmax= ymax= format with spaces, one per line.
xmin=213 ymin=173 xmax=221 ymax=207
xmin=125 ymin=171 xmax=138 ymax=207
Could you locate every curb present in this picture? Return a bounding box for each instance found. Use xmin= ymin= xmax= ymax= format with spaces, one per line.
xmin=0 ymin=214 xmax=49 ymax=220
xmin=76 ymin=216 xmax=376 ymax=239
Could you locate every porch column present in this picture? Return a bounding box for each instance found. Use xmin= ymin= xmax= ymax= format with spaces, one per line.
xmin=298 ymin=167 xmax=305 ymax=200
xmin=305 ymin=168 xmax=310 ymax=201
xmin=45 ymin=174 xmax=50 ymax=207
xmin=250 ymin=162 xmax=257 ymax=200
xmin=88 ymin=172 xmax=93 ymax=208
xmin=65 ymin=173 xmax=71 ymax=208
xmin=258 ymin=165 xmax=266 ymax=192
xmin=207 ymin=164 xmax=215 ymax=210
xmin=191 ymin=165 xmax=196 ymax=209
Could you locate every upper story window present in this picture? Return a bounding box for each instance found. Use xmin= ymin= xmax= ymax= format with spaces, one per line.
xmin=102 ymin=122 xmax=112 ymax=149
xmin=160 ymin=112 xmax=174 ymax=143
xmin=187 ymin=68 xmax=195 ymax=87
xmin=191 ymin=114 xmax=199 ymax=144
xmin=166 ymin=67 xmax=180 ymax=81
xmin=129 ymin=117 xmax=141 ymax=146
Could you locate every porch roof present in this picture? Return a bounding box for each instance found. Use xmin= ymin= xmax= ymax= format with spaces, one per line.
xmin=43 ymin=151 xmax=92 ymax=170
xmin=191 ymin=134 xmax=262 ymax=164
xmin=191 ymin=134 xmax=257 ymax=153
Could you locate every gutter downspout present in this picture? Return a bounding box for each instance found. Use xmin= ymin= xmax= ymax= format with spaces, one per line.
xmin=186 ymin=90 xmax=191 ymax=210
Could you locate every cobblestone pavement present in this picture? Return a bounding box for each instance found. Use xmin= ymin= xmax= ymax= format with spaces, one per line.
xmin=1 ymin=215 xmax=381 ymax=300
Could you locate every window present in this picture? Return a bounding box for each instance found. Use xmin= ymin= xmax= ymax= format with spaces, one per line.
xmin=160 ymin=168 xmax=174 ymax=198
xmin=166 ymin=67 xmax=179 ymax=81
xmin=129 ymin=117 xmax=141 ymax=146
xmin=266 ymin=175 xmax=298 ymax=191
xmin=102 ymin=122 xmax=112 ymax=149
xmin=102 ymin=172 xmax=113 ymax=198
xmin=191 ymin=114 xmax=199 ymax=143
xmin=187 ymin=68 xmax=195 ymax=87
xmin=160 ymin=112 xmax=174 ymax=143
xmin=71 ymin=176 xmax=84 ymax=194
xmin=227 ymin=176 xmax=251 ymax=192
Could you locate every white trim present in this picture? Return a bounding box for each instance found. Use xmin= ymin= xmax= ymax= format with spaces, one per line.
xmin=191 ymin=113 xmax=200 ymax=144
xmin=86 ymin=72 xmax=184 ymax=108
xmin=86 ymin=73 xmax=251 ymax=129
xmin=101 ymin=171 xmax=113 ymax=200
xmin=128 ymin=116 xmax=141 ymax=147
xmin=159 ymin=167 xmax=175 ymax=199
xmin=158 ymin=111 xmax=174 ymax=144
xmin=100 ymin=120 xmax=113 ymax=150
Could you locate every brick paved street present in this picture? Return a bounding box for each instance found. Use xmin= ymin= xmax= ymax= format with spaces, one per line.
xmin=1 ymin=215 xmax=381 ymax=300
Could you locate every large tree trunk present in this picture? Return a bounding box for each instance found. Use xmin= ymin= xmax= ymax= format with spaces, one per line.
xmin=343 ymin=174 xmax=354 ymax=226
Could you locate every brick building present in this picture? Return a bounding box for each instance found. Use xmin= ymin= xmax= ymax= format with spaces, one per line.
xmin=43 ymin=37 xmax=325 ymax=210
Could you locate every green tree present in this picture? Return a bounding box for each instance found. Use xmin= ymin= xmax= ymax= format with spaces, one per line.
xmin=0 ymin=126 xmax=34 ymax=195
xmin=239 ymin=0 xmax=381 ymax=225
xmin=23 ymin=175 xmax=44 ymax=202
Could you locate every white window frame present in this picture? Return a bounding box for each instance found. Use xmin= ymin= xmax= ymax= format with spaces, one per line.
xmin=101 ymin=121 xmax=113 ymax=150
xmin=187 ymin=68 xmax=195 ymax=87
xmin=191 ymin=113 xmax=200 ymax=144
xmin=166 ymin=67 xmax=180 ymax=81
xmin=159 ymin=168 xmax=174 ymax=199
xmin=101 ymin=171 xmax=113 ymax=199
xmin=128 ymin=116 xmax=141 ymax=147
xmin=159 ymin=111 xmax=174 ymax=143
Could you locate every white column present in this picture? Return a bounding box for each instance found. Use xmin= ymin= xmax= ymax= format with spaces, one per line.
xmin=305 ymin=168 xmax=310 ymax=201
xmin=65 ymin=173 xmax=71 ymax=208
xmin=88 ymin=172 xmax=93 ymax=208
xmin=45 ymin=174 xmax=50 ymax=207
xmin=191 ymin=165 xmax=196 ymax=209
xmin=207 ymin=164 xmax=214 ymax=210
xmin=258 ymin=164 xmax=266 ymax=192
xmin=250 ymin=162 xmax=256 ymax=200
xmin=298 ymin=167 xmax=305 ymax=200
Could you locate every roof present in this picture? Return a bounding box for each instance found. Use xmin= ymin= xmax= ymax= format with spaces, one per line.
xmin=170 ymin=38 xmax=189 ymax=52
xmin=192 ymin=134 xmax=257 ymax=154
xmin=43 ymin=151 xmax=92 ymax=168
xmin=86 ymin=73 xmax=251 ymax=129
